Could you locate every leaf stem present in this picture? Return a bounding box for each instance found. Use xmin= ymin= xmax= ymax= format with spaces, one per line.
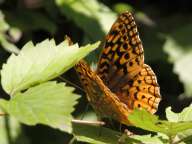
xmin=72 ymin=119 xmax=105 ymax=126
xmin=0 ymin=112 xmax=6 ymax=116
xmin=173 ymin=136 xmax=192 ymax=144
xmin=169 ymin=135 xmax=175 ymax=144
xmin=4 ymin=115 xmax=12 ymax=144
xmin=68 ymin=136 xmax=76 ymax=144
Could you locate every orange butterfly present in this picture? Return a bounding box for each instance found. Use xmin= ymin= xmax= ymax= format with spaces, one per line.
xmin=75 ymin=12 xmax=161 ymax=125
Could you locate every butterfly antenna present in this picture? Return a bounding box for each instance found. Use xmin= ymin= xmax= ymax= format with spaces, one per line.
xmin=59 ymin=76 xmax=85 ymax=93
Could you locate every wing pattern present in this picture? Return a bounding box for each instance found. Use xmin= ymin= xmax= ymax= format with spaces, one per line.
xmin=75 ymin=12 xmax=161 ymax=124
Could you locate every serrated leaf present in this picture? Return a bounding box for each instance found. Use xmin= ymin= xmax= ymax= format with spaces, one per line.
xmin=128 ymin=109 xmax=192 ymax=136
xmin=0 ymin=81 xmax=79 ymax=133
xmin=166 ymin=105 xmax=192 ymax=122
xmin=55 ymin=0 xmax=116 ymax=64
xmin=166 ymin=105 xmax=192 ymax=143
xmin=1 ymin=38 xmax=100 ymax=95
xmin=163 ymin=24 xmax=192 ymax=97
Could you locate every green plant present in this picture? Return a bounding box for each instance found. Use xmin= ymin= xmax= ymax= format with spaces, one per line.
xmin=1 ymin=0 xmax=192 ymax=144
xmin=0 ymin=38 xmax=191 ymax=144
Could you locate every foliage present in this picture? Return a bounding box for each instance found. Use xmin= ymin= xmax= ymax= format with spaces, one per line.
xmin=0 ymin=108 xmax=29 ymax=144
xmin=0 ymin=0 xmax=192 ymax=144
xmin=163 ymin=25 xmax=192 ymax=97
xmin=0 ymin=81 xmax=79 ymax=133
xmin=72 ymin=107 xmax=192 ymax=144
xmin=1 ymin=38 xmax=99 ymax=95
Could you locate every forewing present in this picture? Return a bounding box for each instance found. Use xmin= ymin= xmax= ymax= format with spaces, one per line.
xmin=75 ymin=60 xmax=131 ymax=125
xmin=97 ymin=12 xmax=144 ymax=91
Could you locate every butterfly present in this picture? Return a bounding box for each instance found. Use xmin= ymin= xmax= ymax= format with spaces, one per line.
xmin=75 ymin=12 xmax=161 ymax=125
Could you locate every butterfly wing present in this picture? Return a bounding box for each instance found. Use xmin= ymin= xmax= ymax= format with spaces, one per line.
xmin=97 ymin=12 xmax=144 ymax=92
xmin=75 ymin=60 xmax=131 ymax=125
xmin=97 ymin=12 xmax=161 ymax=113
xmin=116 ymin=64 xmax=161 ymax=114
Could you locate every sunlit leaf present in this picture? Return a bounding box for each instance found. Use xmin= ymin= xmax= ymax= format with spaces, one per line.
xmin=73 ymin=122 xmax=165 ymax=144
xmin=0 ymin=81 xmax=79 ymax=133
xmin=1 ymin=38 xmax=100 ymax=95
xmin=166 ymin=105 xmax=192 ymax=143
xmin=113 ymin=3 xmax=133 ymax=14
xmin=55 ymin=0 xmax=116 ymax=64
xmin=128 ymin=109 xmax=192 ymax=136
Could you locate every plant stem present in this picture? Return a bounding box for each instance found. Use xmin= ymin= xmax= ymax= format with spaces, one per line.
xmin=4 ymin=115 xmax=12 ymax=144
xmin=169 ymin=135 xmax=175 ymax=144
xmin=173 ymin=136 xmax=192 ymax=144
xmin=68 ymin=136 xmax=76 ymax=144
xmin=72 ymin=119 xmax=105 ymax=126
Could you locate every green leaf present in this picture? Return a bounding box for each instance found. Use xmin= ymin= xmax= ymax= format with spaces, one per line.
xmin=166 ymin=105 xmax=192 ymax=122
xmin=0 ymin=33 xmax=20 ymax=54
xmin=113 ymin=3 xmax=133 ymax=14
xmin=56 ymin=0 xmax=116 ymax=41
xmin=128 ymin=109 xmax=192 ymax=136
xmin=166 ymin=105 xmax=192 ymax=143
xmin=1 ymin=38 xmax=100 ymax=95
xmin=55 ymin=0 xmax=116 ymax=64
xmin=0 ymin=81 xmax=79 ymax=133
xmin=0 ymin=10 xmax=20 ymax=53
xmin=73 ymin=122 xmax=130 ymax=144
xmin=73 ymin=122 xmax=165 ymax=144
xmin=119 ymin=134 xmax=168 ymax=144
xmin=0 ymin=10 xmax=9 ymax=31
xmin=3 ymin=10 xmax=57 ymax=34
xmin=163 ymin=24 xmax=192 ymax=97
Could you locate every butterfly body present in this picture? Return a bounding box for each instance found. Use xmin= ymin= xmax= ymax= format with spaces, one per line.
xmin=75 ymin=12 xmax=161 ymax=125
